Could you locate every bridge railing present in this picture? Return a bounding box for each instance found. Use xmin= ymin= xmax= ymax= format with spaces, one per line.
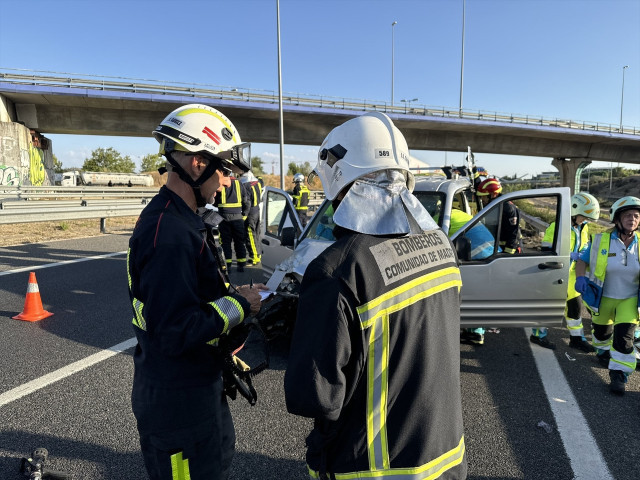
xmin=1 ymin=68 xmax=638 ymax=136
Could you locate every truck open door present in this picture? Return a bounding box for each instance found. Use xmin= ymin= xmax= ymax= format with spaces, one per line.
xmin=450 ymin=187 xmax=571 ymax=328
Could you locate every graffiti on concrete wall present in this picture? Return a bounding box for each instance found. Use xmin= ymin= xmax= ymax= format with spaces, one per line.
xmin=28 ymin=144 xmax=46 ymax=186
xmin=0 ymin=165 xmax=20 ymax=186
xmin=0 ymin=135 xmax=49 ymax=186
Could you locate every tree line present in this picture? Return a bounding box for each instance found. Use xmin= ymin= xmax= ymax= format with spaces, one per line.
xmin=54 ymin=147 xmax=315 ymax=177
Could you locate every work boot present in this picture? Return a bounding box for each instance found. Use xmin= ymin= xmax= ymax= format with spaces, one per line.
xmin=237 ymin=262 xmax=245 ymax=273
xmin=596 ymin=349 xmax=611 ymax=368
xmin=530 ymin=334 xmax=556 ymax=350
xmin=609 ymin=370 xmax=627 ymax=395
xmin=569 ymin=336 xmax=596 ymax=353
xmin=460 ymin=330 xmax=484 ymax=345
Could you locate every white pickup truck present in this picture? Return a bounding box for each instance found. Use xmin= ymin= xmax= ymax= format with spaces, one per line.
xmin=257 ymin=171 xmax=571 ymax=338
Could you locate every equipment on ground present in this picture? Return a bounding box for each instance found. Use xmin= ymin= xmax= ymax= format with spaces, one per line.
xmin=20 ymin=448 xmax=69 ymax=480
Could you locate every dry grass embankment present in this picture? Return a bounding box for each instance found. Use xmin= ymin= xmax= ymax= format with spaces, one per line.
xmin=0 ymin=174 xmax=319 ymax=247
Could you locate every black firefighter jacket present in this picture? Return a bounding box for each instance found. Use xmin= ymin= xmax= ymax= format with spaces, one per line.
xmin=127 ymin=186 xmax=250 ymax=391
xmin=284 ymin=226 xmax=467 ymax=479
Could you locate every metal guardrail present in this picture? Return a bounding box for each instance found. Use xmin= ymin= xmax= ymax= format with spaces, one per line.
xmin=1 ymin=68 xmax=638 ymax=136
xmin=0 ymin=186 xmax=157 ymax=226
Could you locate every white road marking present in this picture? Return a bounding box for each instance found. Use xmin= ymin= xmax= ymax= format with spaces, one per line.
xmin=0 ymin=251 xmax=126 ymax=277
xmin=0 ymin=337 xmax=137 ymax=408
xmin=527 ymin=329 xmax=613 ymax=480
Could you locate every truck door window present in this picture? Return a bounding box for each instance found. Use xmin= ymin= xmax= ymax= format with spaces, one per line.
xmin=455 ymin=194 xmax=560 ymax=262
xmin=303 ymin=202 xmax=336 ymax=241
xmin=414 ymin=192 xmax=446 ymax=227
xmin=265 ymin=190 xmax=297 ymax=237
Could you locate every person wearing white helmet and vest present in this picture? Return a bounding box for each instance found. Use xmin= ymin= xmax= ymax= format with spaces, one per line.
xmin=128 ymin=104 xmax=266 ymax=479
xmin=575 ymin=196 xmax=640 ymax=395
xmin=284 ymin=112 xmax=467 ymax=479
xmin=535 ymin=192 xmax=600 ymax=351
xmin=291 ymin=172 xmax=310 ymax=227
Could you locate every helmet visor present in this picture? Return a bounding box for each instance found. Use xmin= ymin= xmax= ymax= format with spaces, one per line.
xmin=217 ymin=142 xmax=252 ymax=174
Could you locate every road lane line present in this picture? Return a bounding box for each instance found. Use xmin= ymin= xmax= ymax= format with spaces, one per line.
xmin=0 ymin=337 xmax=137 ymax=408
xmin=527 ymin=329 xmax=613 ymax=480
xmin=0 ymin=251 xmax=126 ymax=276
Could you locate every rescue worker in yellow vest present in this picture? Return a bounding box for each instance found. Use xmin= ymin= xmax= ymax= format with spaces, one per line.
xmin=240 ymin=171 xmax=263 ymax=265
xmin=215 ymin=175 xmax=251 ymax=272
xmin=284 ymin=112 xmax=467 ymax=479
xmin=537 ymin=192 xmax=600 ymax=352
xmin=291 ymin=173 xmax=310 ymax=227
xmin=128 ymin=104 xmax=266 ymax=479
xmin=575 ymin=196 xmax=640 ymax=395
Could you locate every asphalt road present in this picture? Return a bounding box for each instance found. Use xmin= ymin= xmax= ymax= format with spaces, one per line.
xmin=0 ymin=234 xmax=639 ymax=479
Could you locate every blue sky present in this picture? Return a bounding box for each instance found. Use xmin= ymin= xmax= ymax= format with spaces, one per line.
xmin=1 ymin=0 xmax=638 ymax=177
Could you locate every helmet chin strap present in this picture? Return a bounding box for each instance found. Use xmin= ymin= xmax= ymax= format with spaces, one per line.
xmin=163 ymin=151 xmax=219 ymax=208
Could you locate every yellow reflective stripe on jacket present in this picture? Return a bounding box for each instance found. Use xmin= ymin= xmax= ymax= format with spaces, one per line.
xmin=308 ymin=435 xmax=465 ymax=480
xmin=170 ymin=451 xmax=191 ymax=480
xmin=209 ymin=295 xmax=245 ymax=335
xmin=132 ymin=297 xmax=146 ymax=330
xmin=355 ymin=266 xmax=462 ymax=475
xmin=219 ymin=180 xmax=242 ymax=208
xmin=357 ymin=267 xmax=462 ymax=330
xmin=127 ymin=248 xmax=148 ymax=330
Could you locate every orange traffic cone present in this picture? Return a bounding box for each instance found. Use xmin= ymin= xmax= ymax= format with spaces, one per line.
xmin=13 ymin=272 xmax=54 ymax=322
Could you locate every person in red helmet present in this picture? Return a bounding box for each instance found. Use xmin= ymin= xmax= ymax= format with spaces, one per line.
xmin=476 ymin=177 xmax=522 ymax=255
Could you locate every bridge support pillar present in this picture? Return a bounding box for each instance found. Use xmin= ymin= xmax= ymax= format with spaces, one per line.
xmin=552 ymin=157 xmax=591 ymax=195
xmin=0 ymin=118 xmax=55 ymax=186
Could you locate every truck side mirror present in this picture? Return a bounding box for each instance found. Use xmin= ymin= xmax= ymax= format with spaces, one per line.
xmin=281 ymin=227 xmax=296 ymax=247
xmin=454 ymin=236 xmax=472 ymax=262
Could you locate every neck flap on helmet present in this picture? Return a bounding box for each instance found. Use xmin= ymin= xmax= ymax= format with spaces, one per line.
xmin=160 ymin=147 xmax=222 ymax=208
xmin=332 ymin=170 xmax=439 ymax=235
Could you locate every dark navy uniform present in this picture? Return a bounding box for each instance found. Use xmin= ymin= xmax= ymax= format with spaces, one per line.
xmin=128 ymin=186 xmax=250 ymax=480
xmin=284 ymin=226 xmax=467 ymax=479
xmin=499 ymin=200 xmax=521 ymax=254
xmin=243 ymin=180 xmax=263 ymax=263
xmin=215 ymin=178 xmax=251 ymax=270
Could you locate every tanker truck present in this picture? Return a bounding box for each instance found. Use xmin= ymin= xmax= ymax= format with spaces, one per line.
xmin=56 ymin=170 xmax=154 ymax=187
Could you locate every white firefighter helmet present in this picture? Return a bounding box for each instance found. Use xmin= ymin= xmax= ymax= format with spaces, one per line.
xmin=314 ymin=111 xmax=414 ymax=201
xmin=293 ymin=173 xmax=305 ymax=183
xmin=239 ymin=171 xmax=257 ymax=184
xmin=571 ymin=192 xmax=600 ymax=220
xmin=610 ymin=196 xmax=640 ymax=221
xmin=153 ymin=104 xmax=251 ymax=174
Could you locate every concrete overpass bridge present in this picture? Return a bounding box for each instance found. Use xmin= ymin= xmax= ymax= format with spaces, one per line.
xmin=1 ymin=69 xmax=639 ymax=191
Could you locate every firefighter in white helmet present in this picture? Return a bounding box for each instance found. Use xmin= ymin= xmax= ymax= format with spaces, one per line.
xmin=128 ymin=104 xmax=266 ymax=479
xmin=284 ymin=112 xmax=467 ymax=478
xmin=536 ymin=192 xmax=600 ymax=351
xmin=575 ymin=196 xmax=640 ymax=395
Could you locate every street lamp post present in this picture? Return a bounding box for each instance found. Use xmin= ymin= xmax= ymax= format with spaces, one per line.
xmin=459 ymin=0 xmax=465 ymax=115
xmin=391 ymin=21 xmax=397 ymax=106
xmin=620 ymin=65 xmax=629 ymax=132
xmin=276 ymin=0 xmax=285 ymax=189
xmin=401 ymin=98 xmax=418 ymax=113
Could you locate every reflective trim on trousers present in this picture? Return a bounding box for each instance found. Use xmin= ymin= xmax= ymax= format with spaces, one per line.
xmin=566 ymin=317 xmax=584 ymax=337
xmin=170 ymin=451 xmax=191 ymax=480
